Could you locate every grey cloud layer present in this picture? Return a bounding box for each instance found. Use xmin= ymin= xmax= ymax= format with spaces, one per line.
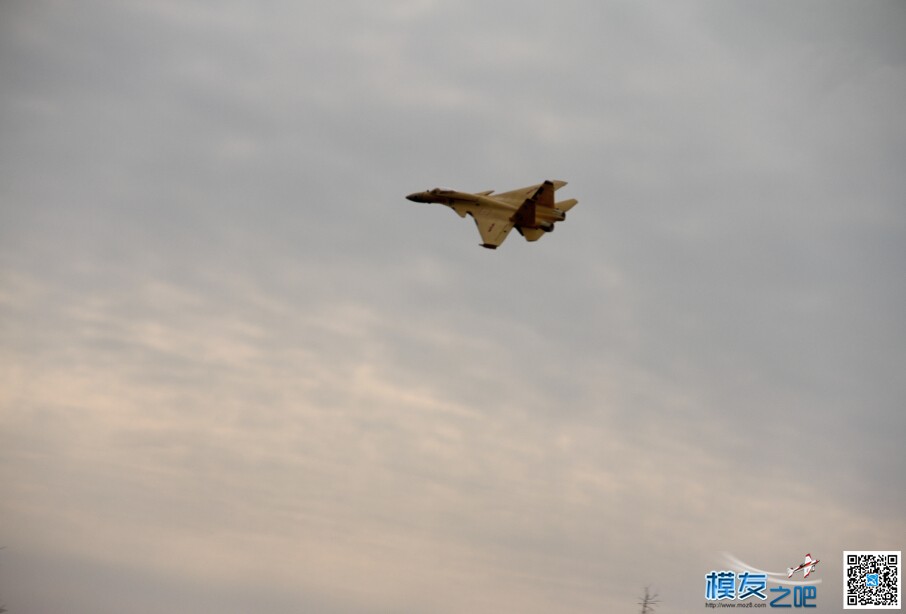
xmin=1 ymin=1 xmax=904 ymax=612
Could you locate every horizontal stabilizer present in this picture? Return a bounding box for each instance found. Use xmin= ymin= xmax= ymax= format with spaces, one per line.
xmin=556 ymin=198 xmax=578 ymax=212
xmin=518 ymin=227 xmax=546 ymax=242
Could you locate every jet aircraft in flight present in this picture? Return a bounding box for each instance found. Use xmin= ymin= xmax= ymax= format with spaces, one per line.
xmin=406 ymin=180 xmax=577 ymax=249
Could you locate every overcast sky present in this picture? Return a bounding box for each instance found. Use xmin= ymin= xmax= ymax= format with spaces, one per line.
xmin=1 ymin=1 xmax=904 ymax=612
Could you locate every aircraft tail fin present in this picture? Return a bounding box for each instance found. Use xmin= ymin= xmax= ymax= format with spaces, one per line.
xmin=513 ymin=199 xmax=537 ymax=226
xmin=534 ymin=180 xmax=556 ymax=209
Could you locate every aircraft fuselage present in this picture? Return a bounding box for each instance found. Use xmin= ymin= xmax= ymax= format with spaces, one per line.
xmin=406 ymin=189 xmax=566 ymax=225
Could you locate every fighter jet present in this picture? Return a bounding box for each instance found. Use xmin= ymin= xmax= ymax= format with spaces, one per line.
xmin=788 ymin=554 xmax=820 ymax=578
xmin=406 ymin=180 xmax=577 ymax=249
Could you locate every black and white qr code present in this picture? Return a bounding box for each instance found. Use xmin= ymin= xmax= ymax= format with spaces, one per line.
xmin=844 ymin=551 xmax=901 ymax=609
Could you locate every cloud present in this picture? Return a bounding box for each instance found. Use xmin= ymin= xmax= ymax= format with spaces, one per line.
xmin=1 ymin=1 xmax=904 ymax=612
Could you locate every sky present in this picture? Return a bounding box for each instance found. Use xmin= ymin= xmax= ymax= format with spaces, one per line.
xmin=1 ymin=1 xmax=904 ymax=612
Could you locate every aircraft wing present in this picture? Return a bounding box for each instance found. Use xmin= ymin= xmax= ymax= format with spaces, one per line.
xmin=494 ymin=180 xmax=566 ymax=205
xmin=470 ymin=211 xmax=513 ymax=249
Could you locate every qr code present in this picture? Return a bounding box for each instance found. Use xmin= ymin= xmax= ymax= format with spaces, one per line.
xmin=844 ymin=551 xmax=901 ymax=609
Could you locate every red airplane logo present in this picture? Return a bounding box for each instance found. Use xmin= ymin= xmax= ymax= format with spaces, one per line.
xmin=788 ymin=553 xmax=820 ymax=578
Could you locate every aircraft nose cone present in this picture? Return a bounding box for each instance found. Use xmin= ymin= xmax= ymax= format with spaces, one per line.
xmin=406 ymin=192 xmax=426 ymax=203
